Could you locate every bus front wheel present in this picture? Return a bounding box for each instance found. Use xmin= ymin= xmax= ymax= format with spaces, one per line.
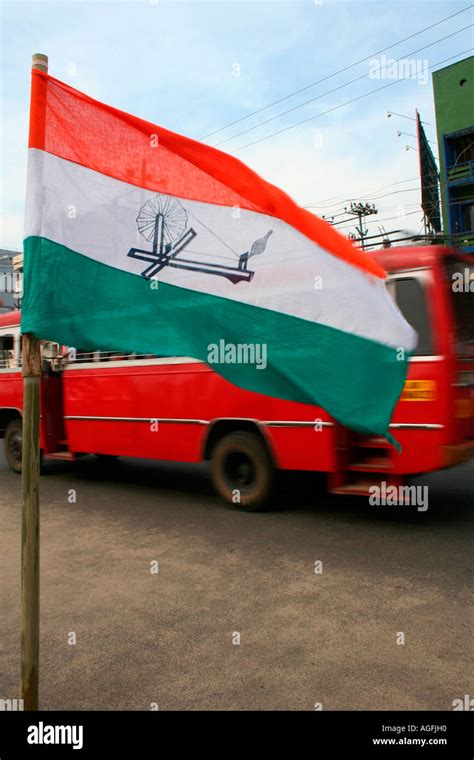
xmin=210 ymin=431 xmax=274 ymax=511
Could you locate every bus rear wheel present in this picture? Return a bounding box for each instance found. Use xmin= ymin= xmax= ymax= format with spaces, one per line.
xmin=210 ymin=431 xmax=274 ymax=511
xmin=5 ymin=419 xmax=22 ymax=474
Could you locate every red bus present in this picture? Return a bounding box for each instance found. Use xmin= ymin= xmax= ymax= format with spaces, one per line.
xmin=1 ymin=245 xmax=473 ymax=510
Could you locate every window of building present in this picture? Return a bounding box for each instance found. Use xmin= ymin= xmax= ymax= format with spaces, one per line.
xmin=447 ymin=131 xmax=474 ymax=170
xmin=461 ymin=203 xmax=474 ymax=232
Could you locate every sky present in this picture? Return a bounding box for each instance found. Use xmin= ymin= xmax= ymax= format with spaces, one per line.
xmin=0 ymin=0 xmax=473 ymax=250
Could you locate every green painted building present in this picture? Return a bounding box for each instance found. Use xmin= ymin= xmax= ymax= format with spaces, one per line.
xmin=432 ymin=56 xmax=474 ymax=251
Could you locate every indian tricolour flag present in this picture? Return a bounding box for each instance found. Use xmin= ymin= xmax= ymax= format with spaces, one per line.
xmin=23 ymin=69 xmax=417 ymax=442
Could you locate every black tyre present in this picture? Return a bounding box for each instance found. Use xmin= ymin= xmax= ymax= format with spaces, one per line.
xmin=210 ymin=431 xmax=274 ymax=511
xmin=5 ymin=419 xmax=22 ymax=474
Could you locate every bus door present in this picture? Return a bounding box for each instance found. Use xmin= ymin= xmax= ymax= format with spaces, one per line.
xmin=40 ymin=342 xmax=67 ymax=454
xmin=443 ymin=256 xmax=474 ymax=443
xmin=387 ymin=268 xmax=446 ymax=472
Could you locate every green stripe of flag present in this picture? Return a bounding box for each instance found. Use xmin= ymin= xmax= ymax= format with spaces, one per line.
xmin=22 ymin=235 xmax=408 ymax=438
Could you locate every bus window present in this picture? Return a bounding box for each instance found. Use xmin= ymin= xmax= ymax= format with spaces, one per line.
xmin=393 ymin=277 xmax=433 ymax=356
xmin=0 ymin=334 xmax=15 ymax=368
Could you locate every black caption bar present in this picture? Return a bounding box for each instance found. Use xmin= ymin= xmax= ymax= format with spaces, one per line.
xmin=0 ymin=710 xmax=471 ymax=758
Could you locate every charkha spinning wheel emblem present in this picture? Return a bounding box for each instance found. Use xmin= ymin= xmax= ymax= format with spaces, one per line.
xmin=128 ymin=194 xmax=273 ymax=284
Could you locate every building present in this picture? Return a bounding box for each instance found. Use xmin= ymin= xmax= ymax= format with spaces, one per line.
xmin=0 ymin=250 xmax=18 ymax=311
xmin=12 ymin=253 xmax=23 ymax=308
xmin=432 ymin=56 xmax=474 ymax=252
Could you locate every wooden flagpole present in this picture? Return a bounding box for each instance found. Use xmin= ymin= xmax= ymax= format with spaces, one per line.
xmin=21 ymin=52 xmax=48 ymax=711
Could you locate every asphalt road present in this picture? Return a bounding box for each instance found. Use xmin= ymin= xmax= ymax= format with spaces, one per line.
xmin=0 ymin=446 xmax=472 ymax=711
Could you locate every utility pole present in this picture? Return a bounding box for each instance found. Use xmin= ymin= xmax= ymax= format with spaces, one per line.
xmin=344 ymin=202 xmax=378 ymax=249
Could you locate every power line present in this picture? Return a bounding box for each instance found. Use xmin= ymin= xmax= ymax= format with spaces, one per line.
xmin=335 ymin=209 xmax=422 ymax=231
xmin=212 ymin=25 xmax=471 ymax=148
xmin=199 ymin=4 xmax=473 ymax=141
xmin=301 ymin=177 xmax=419 ymax=209
xmin=363 ymin=234 xmax=429 ymax=249
xmin=306 ymin=181 xmax=463 ymax=211
xmin=303 ymin=187 xmax=420 ymax=209
xmin=310 ymin=181 xmax=446 ymax=210
xmin=306 ymin=173 xmax=472 ymax=225
xmin=229 ymin=49 xmax=474 ymax=154
xmin=321 ymin=203 xmax=423 ymax=219
xmin=311 ymin=147 xmax=474 ymax=235
xmin=354 ymin=228 xmax=404 ymax=242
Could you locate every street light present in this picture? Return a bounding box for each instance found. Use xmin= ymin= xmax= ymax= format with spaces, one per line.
xmin=387 ymin=110 xmax=430 ymax=125
xmin=397 ymin=130 xmax=436 ymax=145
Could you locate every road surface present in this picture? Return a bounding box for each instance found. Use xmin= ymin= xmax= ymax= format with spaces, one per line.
xmin=0 ymin=447 xmax=472 ymax=710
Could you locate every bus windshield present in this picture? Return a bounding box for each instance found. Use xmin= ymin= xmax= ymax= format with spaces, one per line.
xmin=388 ymin=275 xmax=433 ymax=356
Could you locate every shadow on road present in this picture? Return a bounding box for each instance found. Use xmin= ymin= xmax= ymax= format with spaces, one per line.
xmin=39 ymin=453 xmax=474 ymax=527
